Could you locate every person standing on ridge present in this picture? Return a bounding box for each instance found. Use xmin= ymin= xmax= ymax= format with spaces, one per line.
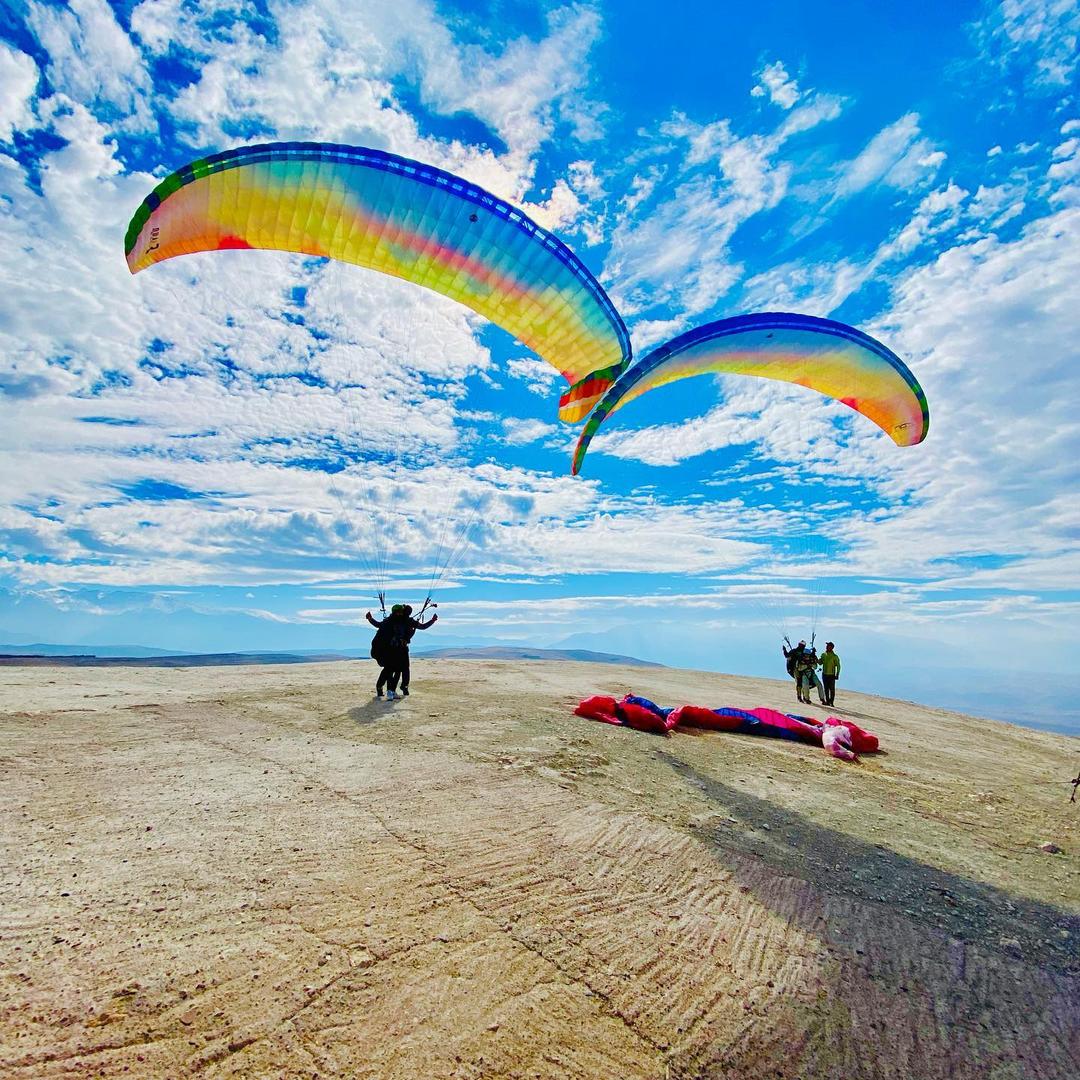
xmin=367 ymin=605 xmax=405 ymax=699
xmin=366 ymin=604 xmax=438 ymax=700
xmin=821 ymin=641 xmax=841 ymax=706
xmin=806 ymin=645 xmax=827 ymax=706
xmin=794 ymin=646 xmax=826 ymax=706
xmin=389 ymin=604 xmax=437 ymax=698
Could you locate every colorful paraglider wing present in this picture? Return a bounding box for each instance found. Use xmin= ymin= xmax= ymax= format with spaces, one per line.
xmin=572 ymin=312 xmax=929 ymax=474
xmin=125 ymin=142 xmax=630 ymax=421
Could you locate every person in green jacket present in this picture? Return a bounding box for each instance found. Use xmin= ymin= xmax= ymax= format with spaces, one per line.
xmin=821 ymin=642 xmax=841 ymax=706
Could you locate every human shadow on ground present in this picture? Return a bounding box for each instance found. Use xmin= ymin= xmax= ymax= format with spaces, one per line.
xmin=348 ymin=699 xmax=398 ymax=726
xmin=776 ymin=699 xmax=895 ymax=725
xmin=658 ymin=753 xmax=1079 ymax=975
xmin=826 ymin=703 xmax=905 ymax=724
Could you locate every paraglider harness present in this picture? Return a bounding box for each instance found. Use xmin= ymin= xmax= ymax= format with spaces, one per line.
xmin=369 ymin=600 xmax=400 ymax=664
xmin=783 ymin=634 xmax=815 ymax=679
xmin=369 ymin=616 xmax=394 ymax=665
xmin=370 ymin=598 xmax=439 ymax=664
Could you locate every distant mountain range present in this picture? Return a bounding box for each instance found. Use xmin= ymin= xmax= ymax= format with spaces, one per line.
xmin=416 ymin=646 xmax=662 ymax=666
xmin=0 ymin=642 xmax=190 ymax=657
xmin=0 ymin=650 xmax=357 ymax=668
xmin=0 ymin=644 xmax=658 ymax=668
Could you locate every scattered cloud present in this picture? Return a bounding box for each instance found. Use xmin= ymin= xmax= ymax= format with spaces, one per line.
xmin=506 ymin=357 xmax=560 ymax=396
xmin=971 ymin=0 xmax=1080 ymax=91
xmin=0 ymin=42 xmax=39 ymax=143
xmin=132 ymin=0 xmax=604 ymax=207
xmin=833 ymin=114 xmax=944 ymax=199
xmin=750 ymin=60 xmax=801 ymax=110
xmin=500 ymin=418 xmax=558 ymax=446
xmin=27 ymin=0 xmax=154 ymax=131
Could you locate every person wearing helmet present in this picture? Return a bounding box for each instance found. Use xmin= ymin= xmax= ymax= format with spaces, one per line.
xmin=365 ymin=603 xmax=438 ymax=700
xmin=782 ymin=639 xmax=807 ymax=682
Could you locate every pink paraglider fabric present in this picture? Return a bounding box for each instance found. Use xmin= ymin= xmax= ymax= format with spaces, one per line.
xmin=744 ymin=708 xmax=824 ymax=745
xmin=822 ymin=724 xmax=857 ymax=761
xmin=573 ymin=694 xmax=880 ymax=761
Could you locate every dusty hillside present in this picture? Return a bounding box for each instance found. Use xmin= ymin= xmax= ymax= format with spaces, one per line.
xmin=0 ymin=659 xmax=1077 ymax=1079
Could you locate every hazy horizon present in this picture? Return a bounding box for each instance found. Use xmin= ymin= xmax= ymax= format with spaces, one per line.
xmin=4 ymin=624 xmax=1076 ymax=736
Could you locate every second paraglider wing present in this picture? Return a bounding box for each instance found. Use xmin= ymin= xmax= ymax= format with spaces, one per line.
xmin=572 ymin=312 xmax=929 ymax=474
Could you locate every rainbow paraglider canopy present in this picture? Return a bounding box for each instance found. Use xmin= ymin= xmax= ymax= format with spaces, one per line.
xmin=125 ymin=142 xmax=630 ymax=422
xmin=572 ymin=312 xmax=929 ymax=474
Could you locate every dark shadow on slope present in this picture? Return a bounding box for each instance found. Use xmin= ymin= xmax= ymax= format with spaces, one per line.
xmin=658 ymin=753 xmax=1079 ymax=975
xmin=655 ymin=754 xmax=1079 ymax=1079
xmin=825 ymin=704 xmax=908 ymax=725
xmin=348 ymin=700 xmax=398 ymax=726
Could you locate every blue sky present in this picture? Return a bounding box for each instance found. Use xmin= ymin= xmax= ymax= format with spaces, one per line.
xmin=1 ymin=0 xmax=1078 ymax=730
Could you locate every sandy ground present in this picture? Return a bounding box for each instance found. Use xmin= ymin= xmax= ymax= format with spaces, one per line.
xmin=1 ymin=659 xmax=1077 ymax=1079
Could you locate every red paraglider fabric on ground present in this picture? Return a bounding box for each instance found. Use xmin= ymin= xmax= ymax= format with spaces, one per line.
xmin=618 ymin=701 xmax=676 ymax=734
xmin=573 ymin=695 xmax=679 ymax=734
xmin=573 ymin=696 xmax=621 ymax=724
xmin=573 ymin=694 xmax=880 ymax=759
xmin=668 ymin=705 xmax=745 ymax=731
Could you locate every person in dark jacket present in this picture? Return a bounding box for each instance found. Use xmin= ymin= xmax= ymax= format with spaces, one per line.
xmin=366 ymin=605 xmax=403 ymax=699
xmin=366 ymin=604 xmax=438 ymax=699
xmin=782 ymin=639 xmax=807 ymax=683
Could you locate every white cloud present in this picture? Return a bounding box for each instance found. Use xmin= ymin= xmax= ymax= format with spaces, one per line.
xmin=750 ymin=61 xmax=801 ymax=109
xmin=133 ymin=0 xmax=603 ymax=208
xmin=972 ymin=0 xmax=1080 ymax=90
xmin=625 ymin=317 xmax=688 ymax=353
xmin=1048 ymin=133 xmax=1080 ymax=192
xmin=525 ymin=160 xmax=607 ymax=244
xmin=506 ymin=357 xmax=560 ymax=396
xmin=0 ymin=0 xmax=637 ymax=603
xmin=577 ymin=193 xmax=1079 ymax=614
xmin=601 ymin=79 xmax=846 ymax=326
xmin=834 ymin=113 xmax=944 ymax=199
xmin=500 ymin=418 xmax=557 ymax=446
xmin=874 ymin=182 xmax=969 ymax=260
xmin=27 ymin=0 xmax=154 ymax=131
xmin=605 ymin=125 xmax=784 ymax=316
xmin=838 ymin=205 xmax=1080 ymax=583
xmin=740 ymin=181 xmax=976 ymax=315
xmin=0 ymin=43 xmax=39 ymax=143
xmin=740 ymin=259 xmax=871 ymax=318
xmin=586 ymin=378 xmax=844 ymax=470
xmin=775 ymin=92 xmax=845 ymax=138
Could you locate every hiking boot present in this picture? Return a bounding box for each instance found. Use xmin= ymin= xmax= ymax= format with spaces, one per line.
xmin=386 ymin=690 xmax=396 ymax=701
